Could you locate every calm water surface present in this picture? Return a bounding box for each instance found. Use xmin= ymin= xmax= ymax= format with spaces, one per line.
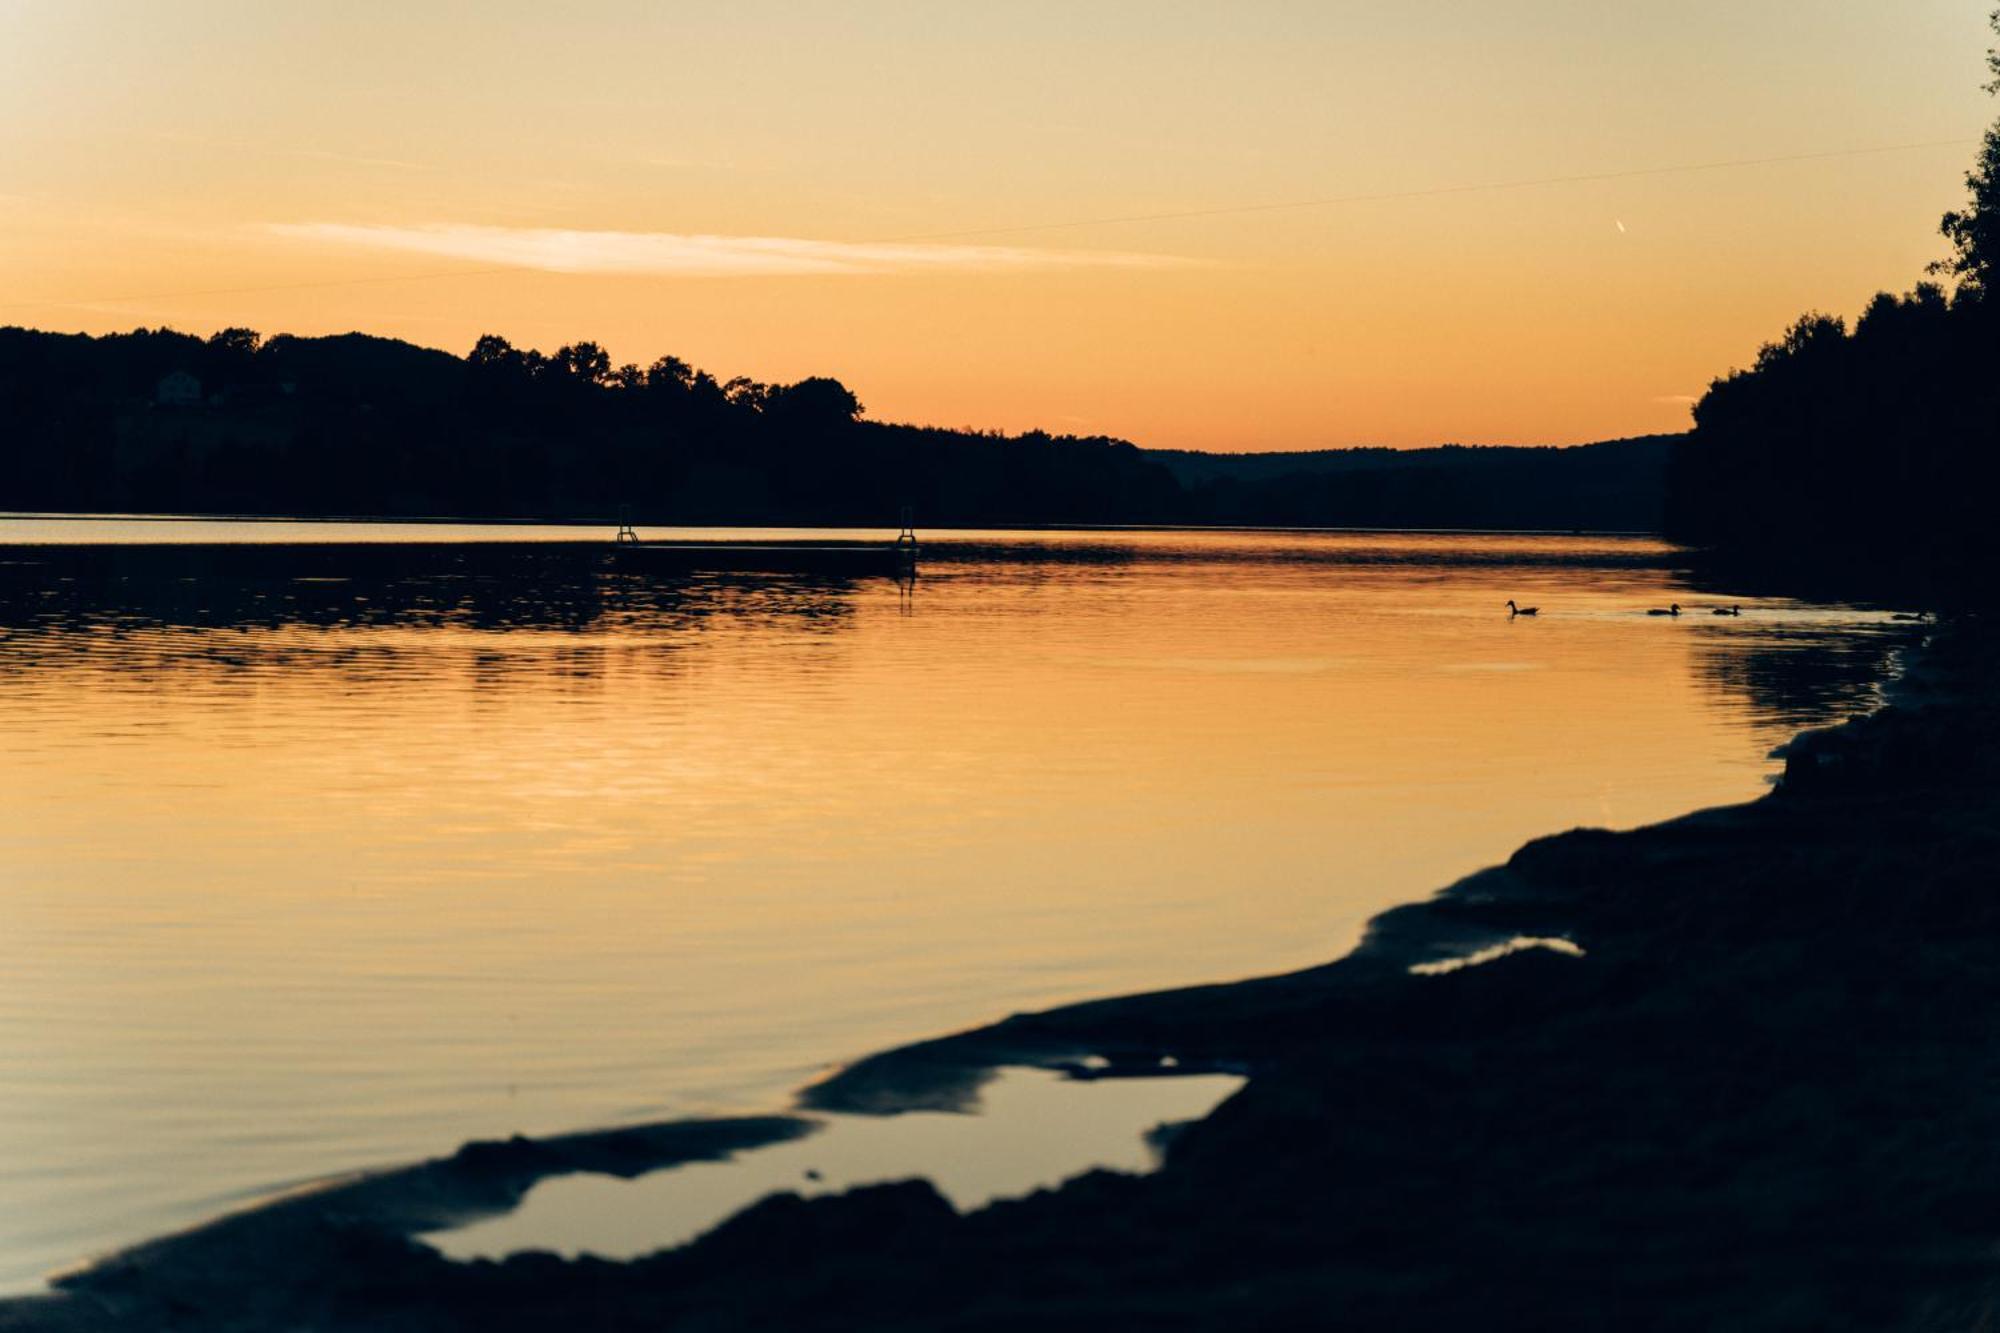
xmin=0 ymin=519 xmax=1911 ymax=1288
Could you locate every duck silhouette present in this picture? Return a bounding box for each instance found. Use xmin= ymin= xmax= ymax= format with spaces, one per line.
xmin=1647 ymin=603 xmax=1683 ymax=617
xmin=1712 ymin=605 xmax=1741 ymax=617
xmin=1507 ymin=600 xmax=1539 ymax=617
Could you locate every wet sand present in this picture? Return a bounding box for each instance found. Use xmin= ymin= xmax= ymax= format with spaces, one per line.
xmin=5 ymin=619 xmax=1993 ymax=1331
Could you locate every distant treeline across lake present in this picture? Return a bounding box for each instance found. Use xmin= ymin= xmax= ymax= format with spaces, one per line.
xmin=0 ymin=326 xmax=1674 ymax=533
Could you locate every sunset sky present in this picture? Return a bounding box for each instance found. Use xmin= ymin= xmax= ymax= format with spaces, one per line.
xmin=1 ymin=1 xmax=1992 ymax=451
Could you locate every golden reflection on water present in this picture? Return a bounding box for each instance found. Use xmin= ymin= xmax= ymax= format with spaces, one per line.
xmin=0 ymin=526 xmax=1906 ymax=1287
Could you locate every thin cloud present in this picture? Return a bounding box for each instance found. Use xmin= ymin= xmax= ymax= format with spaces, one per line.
xmin=264 ymin=222 xmax=1192 ymax=277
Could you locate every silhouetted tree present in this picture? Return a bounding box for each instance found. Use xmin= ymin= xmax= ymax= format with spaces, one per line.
xmin=207 ymin=327 xmax=262 ymax=357
xmin=1751 ymin=312 xmax=1846 ymax=371
xmin=1939 ymin=10 xmax=2000 ymax=294
xmin=646 ymin=355 xmax=695 ymax=391
xmin=550 ymin=341 xmax=612 ymax=387
xmin=721 ymin=376 xmax=771 ymax=412
xmin=203 ymin=326 xmax=263 ymax=385
xmin=765 ymin=377 xmax=863 ymax=428
xmin=468 ymin=334 xmax=519 ymax=368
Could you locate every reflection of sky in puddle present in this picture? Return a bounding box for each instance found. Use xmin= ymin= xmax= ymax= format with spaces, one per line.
xmin=1409 ymin=935 xmax=1585 ymax=975
xmin=425 ymin=1070 xmax=1244 ymax=1263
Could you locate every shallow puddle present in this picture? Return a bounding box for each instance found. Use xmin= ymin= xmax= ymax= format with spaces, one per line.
xmin=424 ymin=1069 xmax=1244 ymax=1262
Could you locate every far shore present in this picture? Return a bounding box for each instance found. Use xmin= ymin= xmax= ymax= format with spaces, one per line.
xmin=0 ymin=510 xmax=1668 ymax=541
xmin=2 ymin=614 xmax=1982 ymax=1331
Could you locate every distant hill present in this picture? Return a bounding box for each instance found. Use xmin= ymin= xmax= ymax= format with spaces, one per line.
xmin=0 ymin=324 xmax=1674 ymax=534
xmin=1151 ymin=437 xmax=1678 ymax=533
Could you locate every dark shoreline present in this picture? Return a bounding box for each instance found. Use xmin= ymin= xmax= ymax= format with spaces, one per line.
xmin=0 ymin=511 xmax=1667 ymax=540
xmin=4 ymin=619 xmax=1989 ymax=1331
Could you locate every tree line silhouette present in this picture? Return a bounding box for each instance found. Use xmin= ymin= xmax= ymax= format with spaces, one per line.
xmin=0 ymin=326 xmax=1186 ymax=526
xmin=1665 ymin=10 xmax=2000 ymax=599
xmin=0 ymin=323 xmax=1669 ymax=532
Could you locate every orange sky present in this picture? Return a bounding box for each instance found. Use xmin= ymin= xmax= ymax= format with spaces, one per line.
xmin=0 ymin=2 xmax=1992 ymax=451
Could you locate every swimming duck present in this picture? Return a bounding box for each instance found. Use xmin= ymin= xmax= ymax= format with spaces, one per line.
xmin=1647 ymin=603 xmax=1682 ymax=617
xmin=1712 ymin=605 xmax=1741 ymax=617
xmin=1507 ymin=600 xmax=1539 ymax=616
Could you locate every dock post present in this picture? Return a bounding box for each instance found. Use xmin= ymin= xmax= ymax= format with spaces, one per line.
xmin=893 ymin=506 xmax=919 ymax=571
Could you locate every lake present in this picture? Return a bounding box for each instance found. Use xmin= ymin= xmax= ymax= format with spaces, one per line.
xmin=0 ymin=519 xmax=1913 ymax=1289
